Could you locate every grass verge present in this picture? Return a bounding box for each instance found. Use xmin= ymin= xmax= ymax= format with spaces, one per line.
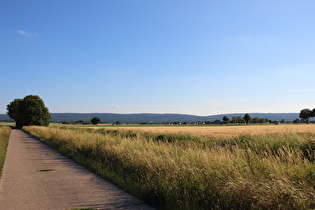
xmin=0 ymin=126 xmax=11 ymax=177
xmin=24 ymin=126 xmax=315 ymax=209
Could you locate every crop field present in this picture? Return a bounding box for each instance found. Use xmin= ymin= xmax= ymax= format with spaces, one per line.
xmin=90 ymin=124 xmax=315 ymax=138
xmin=24 ymin=124 xmax=315 ymax=209
xmin=0 ymin=122 xmax=15 ymax=127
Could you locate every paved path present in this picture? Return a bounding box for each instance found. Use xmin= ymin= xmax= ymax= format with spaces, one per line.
xmin=0 ymin=129 xmax=155 ymax=210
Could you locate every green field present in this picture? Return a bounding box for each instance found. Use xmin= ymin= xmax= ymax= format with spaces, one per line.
xmin=24 ymin=125 xmax=315 ymax=209
xmin=0 ymin=126 xmax=11 ymax=177
xmin=0 ymin=122 xmax=15 ymax=127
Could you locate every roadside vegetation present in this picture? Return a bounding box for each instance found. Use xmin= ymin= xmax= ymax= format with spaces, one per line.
xmin=24 ymin=125 xmax=315 ymax=209
xmin=0 ymin=126 xmax=11 ymax=177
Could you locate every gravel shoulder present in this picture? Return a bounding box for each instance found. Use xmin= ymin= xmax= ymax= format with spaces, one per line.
xmin=0 ymin=129 xmax=154 ymax=210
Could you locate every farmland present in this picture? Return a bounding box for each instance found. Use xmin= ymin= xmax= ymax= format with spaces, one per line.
xmin=91 ymin=124 xmax=315 ymax=138
xmin=23 ymin=124 xmax=315 ymax=209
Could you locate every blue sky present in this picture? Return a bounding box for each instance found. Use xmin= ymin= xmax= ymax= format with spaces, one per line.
xmin=1 ymin=0 xmax=315 ymax=116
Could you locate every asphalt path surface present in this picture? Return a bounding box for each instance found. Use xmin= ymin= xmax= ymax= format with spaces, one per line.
xmin=0 ymin=129 xmax=155 ymax=210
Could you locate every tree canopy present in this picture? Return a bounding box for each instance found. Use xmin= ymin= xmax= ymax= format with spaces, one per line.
xmin=243 ymin=113 xmax=251 ymax=124
xmin=231 ymin=116 xmax=245 ymax=124
xmin=7 ymin=95 xmax=51 ymax=128
xmin=222 ymin=116 xmax=230 ymax=124
xmin=299 ymin=108 xmax=313 ymax=123
xmin=90 ymin=117 xmax=101 ymax=125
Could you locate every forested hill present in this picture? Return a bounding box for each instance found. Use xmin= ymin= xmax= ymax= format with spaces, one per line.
xmin=0 ymin=113 xmax=299 ymax=123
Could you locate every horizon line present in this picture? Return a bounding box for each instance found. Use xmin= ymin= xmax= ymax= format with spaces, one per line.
xmin=1 ymin=112 xmax=299 ymax=117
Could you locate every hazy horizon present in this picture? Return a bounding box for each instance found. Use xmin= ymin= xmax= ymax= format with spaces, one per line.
xmin=0 ymin=111 xmax=300 ymax=117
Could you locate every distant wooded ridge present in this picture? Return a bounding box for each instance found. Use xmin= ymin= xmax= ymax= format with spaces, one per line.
xmin=0 ymin=113 xmax=301 ymax=123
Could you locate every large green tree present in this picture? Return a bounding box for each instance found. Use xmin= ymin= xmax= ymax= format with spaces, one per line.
xmin=299 ymin=108 xmax=312 ymax=124
xmin=7 ymin=95 xmax=51 ymax=128
xmin=6 ymin=99 xmax=24 ymax=128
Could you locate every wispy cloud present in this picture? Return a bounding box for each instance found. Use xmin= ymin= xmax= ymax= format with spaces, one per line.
xmin=110 ymin=104 xmax=120 ymax=108
xmin=18 ymin=30 xmax=39 ymax=37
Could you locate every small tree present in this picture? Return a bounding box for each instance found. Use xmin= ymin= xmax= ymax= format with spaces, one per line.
xmin=293 ymin=119 xmax=301 ymax=124
xmin=243 ymin=113 xmax=251 ymax=125
xmin=231 ymin=116 xmax=240 ymax=124
xmin=90 ymin=117 xmax=101 ymax=125
xmin=7 ymin=95 xmax=51 ymax=128
xmin=299 ymin=108 xmax=312 ymax=124
xmin=213 ymin=120 xmax=222 ymax=124
xmin=222 ymin=116 xmax=230 ymax=124
xmin=114 ymin=121 xmax=121 ymax=125
xmin=258 ymin=118 xmax=266 ymax=124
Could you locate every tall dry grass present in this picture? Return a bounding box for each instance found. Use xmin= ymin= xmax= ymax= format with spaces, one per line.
xmin=0 ymin=126 xmax=11 ymax=177
xmin=24 ymin=126 xmax=315 ymax=209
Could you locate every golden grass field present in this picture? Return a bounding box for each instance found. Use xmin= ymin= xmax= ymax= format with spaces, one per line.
xmin=98 ymin=124 xmax=315 ymax=138
xmin=25 ymin=124 xmax=315 ymax=209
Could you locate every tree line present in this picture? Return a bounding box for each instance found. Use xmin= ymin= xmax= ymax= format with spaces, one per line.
xmin=142 ymin=114 xmax=272 ymax=125
xmin=220 ymin=114 xmax=272 ymax=125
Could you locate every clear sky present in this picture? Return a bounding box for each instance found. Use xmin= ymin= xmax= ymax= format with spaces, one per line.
xmin=1 ymin=0 xmax=314 ymax=116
